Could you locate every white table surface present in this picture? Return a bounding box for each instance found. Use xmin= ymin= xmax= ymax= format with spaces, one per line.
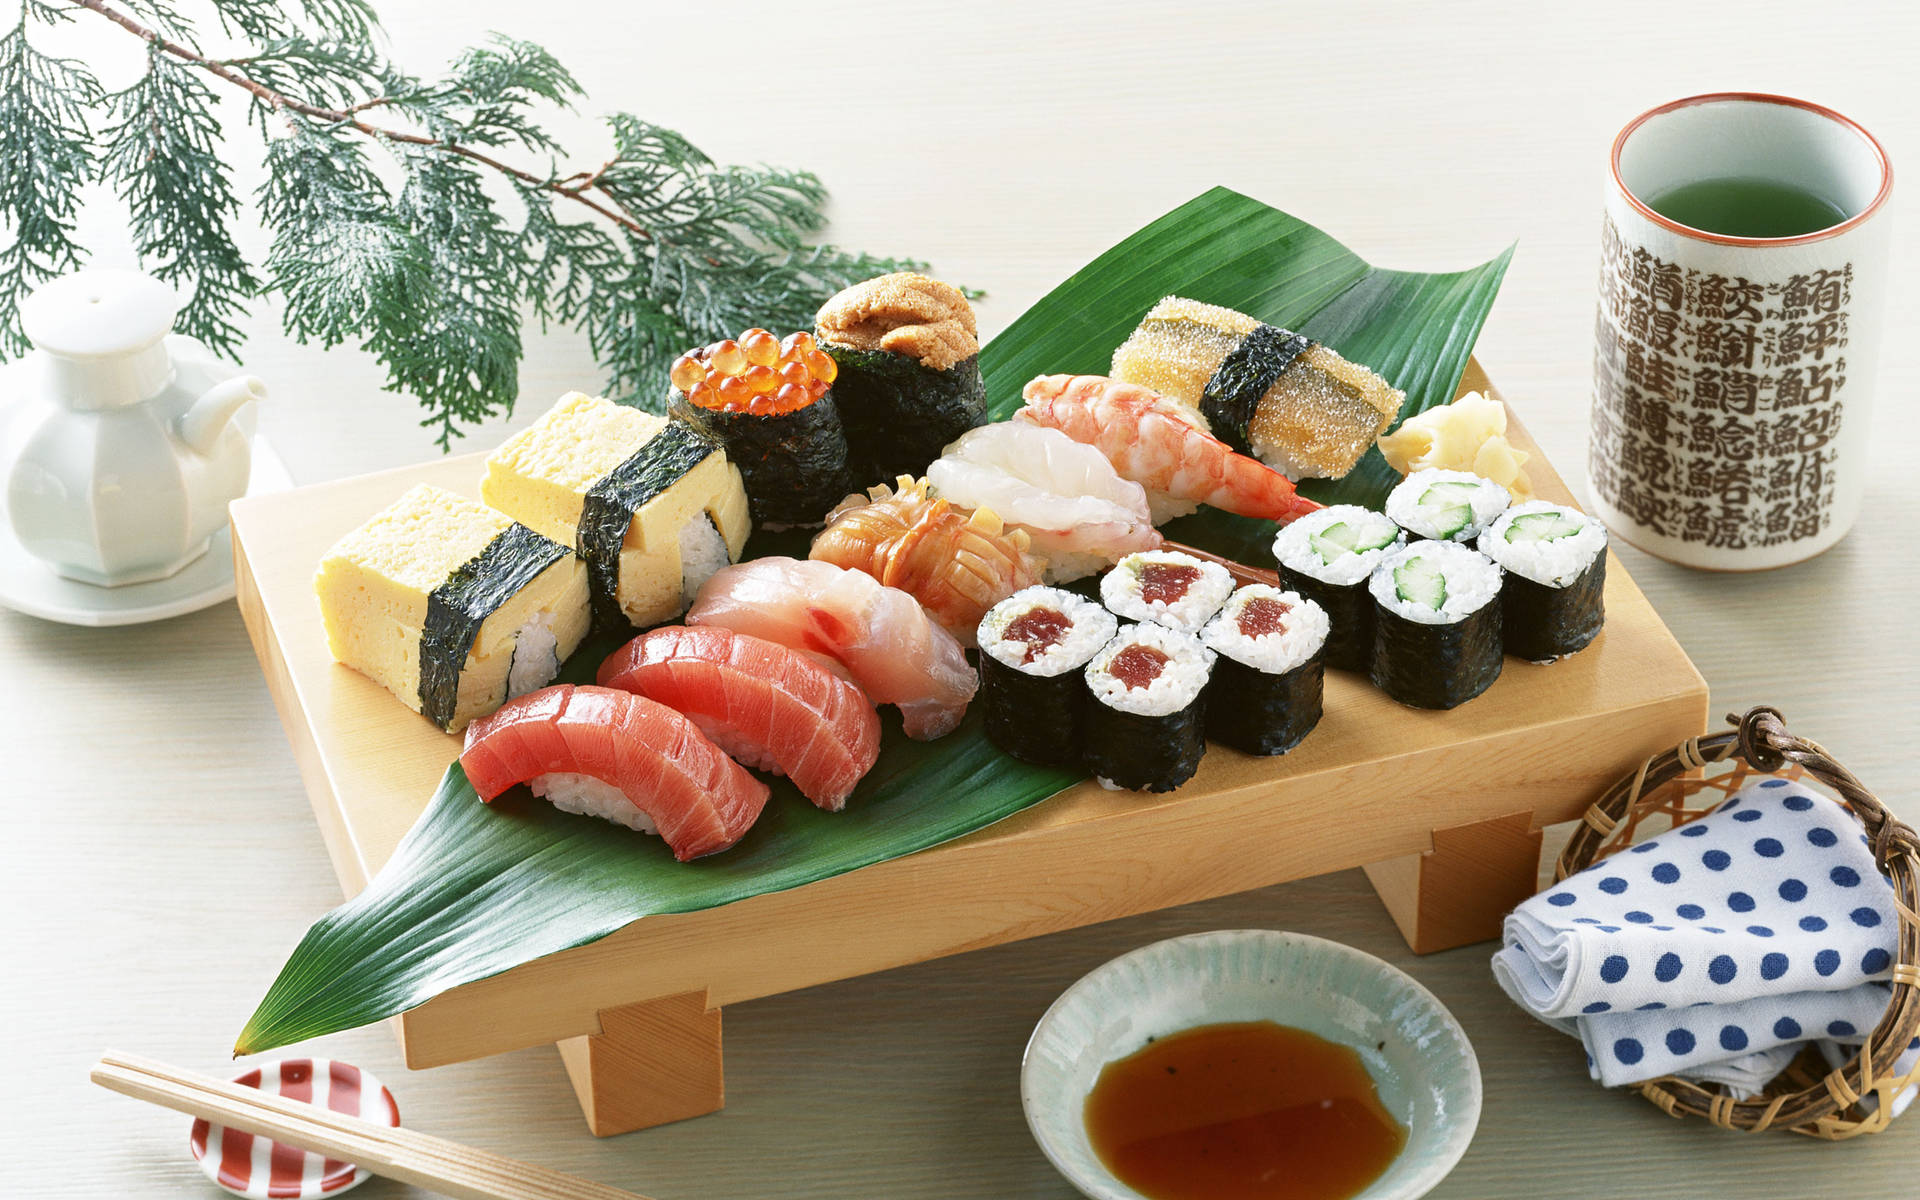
xmin=6 ymin=1 xmax=1918 ymax=1196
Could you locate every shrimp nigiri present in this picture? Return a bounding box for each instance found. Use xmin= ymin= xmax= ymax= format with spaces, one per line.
xmin=1016 ymin=374 xmax=1323 ymax=525
xmin=810 ymin=476 xmax=1043 ymax=648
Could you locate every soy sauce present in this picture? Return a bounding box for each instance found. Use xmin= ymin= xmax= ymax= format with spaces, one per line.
xmin=1083 ymin=1021 xmax=1405 ymax=1200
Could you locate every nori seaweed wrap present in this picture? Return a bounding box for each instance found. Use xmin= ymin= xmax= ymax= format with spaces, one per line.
xmin=1477 ymin=501 xmax=1609 ymax=662
xmin=668 ymin=387 xmax=854 ymax=528
xmin=1368 ymin=542 xmax=1504 ymax=709
xmin=976 ymin=587 xmax=1117 ymax=768
xmin=1199 ymin=586 xmax=1329 ymax=756
xmin=1083 ymin=622 xmax=1214 ymax=792
xmin=1272 ymin=506 xmax=1405 ymax=672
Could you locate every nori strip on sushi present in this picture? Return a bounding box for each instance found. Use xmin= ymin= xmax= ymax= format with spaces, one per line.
xmin=668 ymin=388 xmax=855 ymax=528
xmin=1205 ymin=655 xmax=1324 ymax=756
xmin=1085 ymin=701 xmax=1207 ymax=793
xmin=579 ymin=422 xmax=715 ymax=632
xmin=418 ymin=522 xmax=570 ymax=730
xmin=1501 ymin=554 xmax=1606 ymax=662
xmin=1277 ymin=566 xmax=1372 ymax=672
xmin=1370 ymin=603 xmax=1503 ymax=710
xmin=1198 ymin=323 xmax=1312 ymax=455
xmin=978 ymin=654 xmax=1084 ymax=768
xmin=823 ymin=346 xmax=987 ymax=484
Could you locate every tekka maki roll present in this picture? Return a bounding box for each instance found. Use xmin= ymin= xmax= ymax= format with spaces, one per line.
xmin=1369 ymin=541 xmax=1504 ymax=710
xmin=1084 ymin=622 xmax=1215 ymax=793
xmin=1478 ymin=502 xmax=1608 ymax=662
xmin=1385 ymin=468 xmax=1511 ymax=543
xmin=1200 ymin=586 xmax=1329 ymax=756
xmin=1272 ymin=505 xmax=1405 ymax=671
xmin=815 ymin=273 xmax=987 ymax=483
xmin=667 ymin=328 xmax=855 ymax=528
xmin=1110 ymin=296 xmax=1404 ymax=480
xmin=1099 ymin=549 xmax=1235 ymax=634
xmin=315 ymin=484 xmax=590 ymax=733
xmin=976 ymin=587 xmax=1117 ymax=768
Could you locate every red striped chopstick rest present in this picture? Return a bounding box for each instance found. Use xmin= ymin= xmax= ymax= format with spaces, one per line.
xmin=188 ymin=1059 xmax=400 ymax=1198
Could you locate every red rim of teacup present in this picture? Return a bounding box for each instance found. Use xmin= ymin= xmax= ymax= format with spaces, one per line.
xmin=1610 ymin=91 xmax=1893 ymax=248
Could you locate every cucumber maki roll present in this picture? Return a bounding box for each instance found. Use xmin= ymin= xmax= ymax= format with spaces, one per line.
xmin=977 ymin=587 xmax=1117 ymax=768
xmin=1099 ymin=549 xmax=1236 ymax=634
xmin=1477 ymin=501 xmax=1608 ymax=662
xmin=667 ymin=328 xmax=855 ymax=529
xmin=1200 ymin=586 xmax=1329 ymax=756
xmin=1368 ymin=541 xmax=1504 ymax=709
xmin=1084 ymin=622 xmax=1215 ymax=792
xmin=816 ymin=273 xmax=987 ymax=485
xmin=1385 ymin=468 xmax=1511 ymax=543
xmin=1272 ymin=505 xmax=1406 ymax=672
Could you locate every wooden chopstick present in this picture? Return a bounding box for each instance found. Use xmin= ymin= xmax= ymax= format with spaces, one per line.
xmin=91 ymin=1051 xmax=653 ymax=1200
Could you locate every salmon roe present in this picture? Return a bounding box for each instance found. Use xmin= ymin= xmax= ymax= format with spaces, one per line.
xmin=678 ymin=327 xmax=837 ymax=414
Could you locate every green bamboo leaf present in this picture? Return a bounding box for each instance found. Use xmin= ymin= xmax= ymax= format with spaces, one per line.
xmin=238 ymin=187 xmax=1511 ymax=1054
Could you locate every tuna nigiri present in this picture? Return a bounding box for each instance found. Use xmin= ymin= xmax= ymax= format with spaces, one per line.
xmin=687 ymin=556 xmax=977 ymax=740
xmin=460 ymin=684 xmax=768 ymax=861
xmin=927 ymin=422 xmax=1162 ymax=583
xmin=1016 ymin=374 xmax=1323 ymax=525
xmin=598 ymin=626 xmax=881 ymax=812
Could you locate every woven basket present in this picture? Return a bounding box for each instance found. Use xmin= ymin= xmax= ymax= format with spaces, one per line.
xmin=1557 ymin=706 xmax=1920 ymax=1138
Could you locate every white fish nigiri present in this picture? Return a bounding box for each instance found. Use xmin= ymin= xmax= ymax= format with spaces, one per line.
xmin=927 ymin=423 xmax=1162 ymax=583
xmin=685 ymin=557 xmax=977 ymax=740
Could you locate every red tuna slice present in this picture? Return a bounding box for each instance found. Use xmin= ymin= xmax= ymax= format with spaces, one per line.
xmin=459 ymin=684 xmax=769 ymax=861
xmin=597 ymin=625 xmax=882 ymax=812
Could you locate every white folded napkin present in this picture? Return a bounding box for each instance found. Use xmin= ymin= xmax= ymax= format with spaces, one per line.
xmin=1493 ymin=776 xmax=1899 ymax=1091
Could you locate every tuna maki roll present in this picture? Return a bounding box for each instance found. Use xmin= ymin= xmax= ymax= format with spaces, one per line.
xmin=1369 ymin=541 xmax=1504 ymax=709
xmin=1272 ymin=505 xmax=1405 ymax=672
xmin=1084 ymin=622 xmax=1215 ymax=792
xmin=976 ymin=587 xmax=1118 ymax=768
xmin=1200 ymin=586 xmax=1329 ymax=756
xmin=1385 ymin=468 xmax=1511 ymax=543
xmin=815 ymin=273 xmax=986 ymax=485
xmin=667 ymin=328 xmax=855 ymax=528
xmin=1478 ymin=501 xmax=1608 ymax=662
xmin=1099 ymin=549 xmax=1235 ymax=634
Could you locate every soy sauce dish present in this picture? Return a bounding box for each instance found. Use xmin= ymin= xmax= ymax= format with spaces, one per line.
xmin=1021 ymin=930 xmax=1481 ymax=1200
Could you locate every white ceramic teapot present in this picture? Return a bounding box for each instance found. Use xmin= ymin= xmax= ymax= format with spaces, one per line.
xmin=2 ymin=270 xmax=263 ymax=587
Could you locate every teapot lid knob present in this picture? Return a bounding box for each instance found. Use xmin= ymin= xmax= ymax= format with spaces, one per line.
xmin=20 ymin=269 xmax=181 ymax=360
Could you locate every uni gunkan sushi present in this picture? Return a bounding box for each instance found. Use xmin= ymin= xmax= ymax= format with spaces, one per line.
xmin=1084 ymin=622 xmax=1215 ymax=793
xmin=315 ymin=483 xmax=589 ymax=733
xmin=1385 ymin=467 xmax=1511 ymax=543
xmin=815 ymin=273 xmax=987 ymax=483
xmin=976 ymin=586 xmax=1118 ymax=769
xmin=1110 ymin=297 xmax=1404 ymax=480
xmin=666 ymin=328 xmax=855 ymax=528
xmin=1099 ymin=549 xmax=1235 ymax=634
xmin=482 ymin=392 xmax=751 ymax=632
xmin=1477 ymin=501 xmax=1608 ymax=662
xmin=1272 ymin=505 xmax=1405 ymax=672
xmin=1200 ymin=586 xmax=1329 ymax=756
xmin=1368 ymin=541 xmax=1504 ymax=710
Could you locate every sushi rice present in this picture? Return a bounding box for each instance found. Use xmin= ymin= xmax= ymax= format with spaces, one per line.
xmin=1099 ymin=549 xmax=1236 ymax=633
xmin=1369 ymin=540 xmax=1503 ymax=624
xmin=1200 ymin=586 xmax=1330 ymax=673
xmin=504 ymin=610 xmax=562 ymax=700
xmin=1385 ymin=468 xmax=1511 ymax=543
xmin=678 ymin=511 xmax=734 ymax=608
xmin=532 ymin=772 xmax=659 ymax=836
xmin=1272 ymin=505 xmax=1405 ymax=586
xmin=1477 ymin=501 xmax=1607 ymax=587
xmin=1085 ymin=622 xmax=1215 ymax=718
xmin=979 ymin=587 xmax=1117 ymax=678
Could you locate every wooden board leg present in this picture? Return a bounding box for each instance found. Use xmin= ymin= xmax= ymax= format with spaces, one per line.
xmin=555 ymin=990 xmax=724 ymax=1137
xmin=1363 ymin=810 xmax=1543 ymax=954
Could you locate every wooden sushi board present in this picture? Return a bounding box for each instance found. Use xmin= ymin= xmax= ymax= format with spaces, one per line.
xmin=232 ymin=362 xmax=1709 ymax=1136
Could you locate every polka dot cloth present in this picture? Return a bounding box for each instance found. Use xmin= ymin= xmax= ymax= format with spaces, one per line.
xmin=1492 ymin=777 xmax=1899 ymax=1090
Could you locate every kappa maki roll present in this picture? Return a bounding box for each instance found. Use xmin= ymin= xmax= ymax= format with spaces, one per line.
xmin=1200 ymin=586 xmax=1329 ymax=756
xmin=1098 ymin=549 xmax=1235 ymax=634
xmin=1369 ymin=541 xmax=1504 ymax=710
xmin=1084 ymin=622 xmax=1214 ymax=792
xmin=667 ymin=328 xmax=855 ymax=528
xmin=1110 ymin=296 xmax=1404 ymax=480
xmin=976 ymin=586 xmax=1118 ymax=768
xmin=815 ymin=273 xmax=987 ymax=484
xmin=1272 ymin=505 xmax=1406 ymax=672
xmin=1477 ymin=501 xmax=1608 ymax=662
xmin=1385 ymin=468 xmax=1511 ymax=543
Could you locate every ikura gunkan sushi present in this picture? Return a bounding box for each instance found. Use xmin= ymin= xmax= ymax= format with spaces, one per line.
xmin=1477 ymin=501 xmax=1608 ymax=662
xmin=1272 ymin=505 xmax=1405 ymax=672
xmin=1099 ymin=549 xmax=1235 ymax=634
xmin=1385 ymin=467 xmax=1511 ymax=544
xmin=1084 ymin=622 xmax=1215 ymax=793
xmin=1200 ymin=586 xmax=1329 ymax=756
xmin=976 ymin=587 xmax=1118 ymax=769
xmin=597 ymin=625 xmax=881 ymax=812
xmin=1369 ymin=541 xmax=1504 ymax=710
xmin=815 ymin=273 xmax=987 ymax=484
xmin=666 ymin=329 xmax=856 ymax=528
xmin=459 ymin=684 xmax=769 ymax=861
xmin=314 ymin=484 xmax=589 ymax=733
xmin=482 ymin=392 xmax=750 ymax=632
xmin=1109 ymin=297 xmax=1404 ymax=481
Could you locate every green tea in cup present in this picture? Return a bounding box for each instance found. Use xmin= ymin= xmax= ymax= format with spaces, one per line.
xmin=1643 ymin=175 xmax=1850 ymax=239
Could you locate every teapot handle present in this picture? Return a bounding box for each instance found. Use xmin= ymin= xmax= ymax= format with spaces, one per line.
xmin=178 ymin=375 xmax=265 ymax=454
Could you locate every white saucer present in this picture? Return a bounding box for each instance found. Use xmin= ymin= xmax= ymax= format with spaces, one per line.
xmin=0 ymin=437 xmax=293 ymax=627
